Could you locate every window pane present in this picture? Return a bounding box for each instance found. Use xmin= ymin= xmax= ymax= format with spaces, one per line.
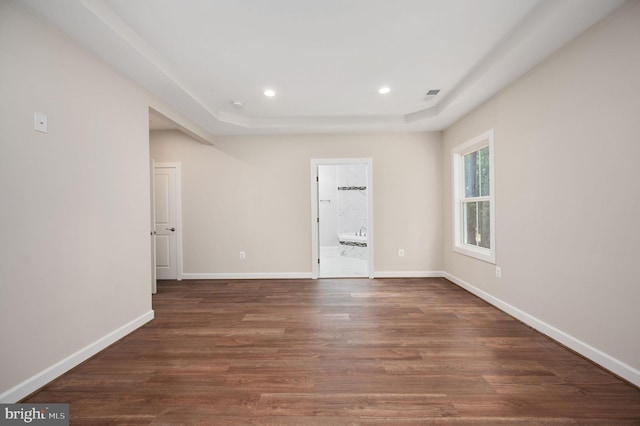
xmin=478 ymin=201 xmax=491 ymax=249
xmin=464 ymin=151 xmax=479 ymax=198
xmin=463 ymin=201 xmax=491 ymax=249
xmin=478 ymin=146 xmax=490 ymax=197
xmin=465 ymin=146 xmax=490 ymax=198
xmin=463 ymin=201 xmax=477 ymax=246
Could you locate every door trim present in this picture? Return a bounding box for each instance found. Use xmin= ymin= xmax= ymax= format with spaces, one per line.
xmin=154 ymin=162 xmax=183 ymax=281
xmin=150 ymin=159 xmax=157 ymax=293
xmin=310 ymin=158 xmax=374 ymax=279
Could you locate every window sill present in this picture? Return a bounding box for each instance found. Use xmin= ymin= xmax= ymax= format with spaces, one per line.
xmin=453 ymin=245 xmax=495 ymax=264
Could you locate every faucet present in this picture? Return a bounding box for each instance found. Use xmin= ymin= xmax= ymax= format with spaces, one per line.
xmin=358 ymin=227 xmax=367 ymax=237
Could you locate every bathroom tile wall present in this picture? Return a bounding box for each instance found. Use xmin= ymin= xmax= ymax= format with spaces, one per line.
xmin=337 ymin=165 xmax=368 ymax=236
xmin=318 ymin=165 xmax=339 ymax=246
xmin=337 ymin=165 xmax=368 ymax=260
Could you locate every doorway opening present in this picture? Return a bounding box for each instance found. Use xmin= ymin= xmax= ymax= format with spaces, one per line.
xmin=149 ymin=108 xmax=186 ymax=292
xmin=311 ymin=159 xmax=374 ymax=278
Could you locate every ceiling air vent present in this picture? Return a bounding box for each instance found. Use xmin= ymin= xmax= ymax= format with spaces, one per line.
xmin=424 ymin=89 xmax=440 ymax=101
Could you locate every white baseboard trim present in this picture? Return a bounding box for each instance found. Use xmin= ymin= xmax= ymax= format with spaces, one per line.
xmin=181 ymin=272 xmax=314 ymax=280
xmin=374 ymin=271 xmax=445 ymax=278
xmin=442 ymin=272 xmax=640 ymax=388
xmin=0 ymin=310 xmax=154 ymax=403
xmin=181 ymin=271 xmax=445 ymax=280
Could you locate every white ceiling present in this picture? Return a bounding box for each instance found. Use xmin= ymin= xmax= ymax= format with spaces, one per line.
xmin=18 ymin=0 xmax=625 ymax=135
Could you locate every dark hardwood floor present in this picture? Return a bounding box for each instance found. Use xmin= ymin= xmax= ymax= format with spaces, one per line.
xmin=25 ymin=278 xmax=640 ymax=424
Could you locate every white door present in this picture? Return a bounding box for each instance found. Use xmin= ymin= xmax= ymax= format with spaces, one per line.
xmin=154 ymin=165 xmax=180 ymax=280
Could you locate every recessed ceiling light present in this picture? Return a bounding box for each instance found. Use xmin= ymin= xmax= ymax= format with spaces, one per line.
xmin=378 ymin=86 xmax=391 ymax=95
xmin=264 ymin=89 xmax=276 ymax=97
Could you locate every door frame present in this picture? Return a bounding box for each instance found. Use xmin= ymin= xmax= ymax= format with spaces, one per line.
xmin=150 ymin=159 xmax=157 ymax=293
xmin=310 ymin=158 xmax=374 ymax=279
xmin=154 ymin=162 xmax=184 ymax=281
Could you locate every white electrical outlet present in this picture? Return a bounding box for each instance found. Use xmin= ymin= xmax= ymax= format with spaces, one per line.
xmin=34 ymin=112 xmax=48 ymax=133
xmin=398 ymin=249 xmax=405 ymax=257
xmin=239 ymin=251 xmax=246 ymax=260
xmin=496 ymin=266 xmax=502 ymax=278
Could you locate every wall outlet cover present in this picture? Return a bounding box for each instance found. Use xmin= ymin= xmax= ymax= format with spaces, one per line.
xmin=34 ymin=112 xmax=48 ymax=133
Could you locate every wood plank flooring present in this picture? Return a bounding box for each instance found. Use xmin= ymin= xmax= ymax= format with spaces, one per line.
xmin=24 ymin=278 xmax=640 ymax=424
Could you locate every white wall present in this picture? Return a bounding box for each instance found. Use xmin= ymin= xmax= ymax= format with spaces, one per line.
xmin=150 ymin=131 xmax=443 ymax=277
xmin=0 ymin=1 xmax=201 ymax=401
xmin=442 ymin=1 xmax=640 ymax=385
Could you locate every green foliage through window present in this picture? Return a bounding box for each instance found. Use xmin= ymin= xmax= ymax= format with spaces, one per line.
xmin=462 ymin=146 xmax=490 ymax=249
xmin=464 ymin=146 xmax=490 ymax=198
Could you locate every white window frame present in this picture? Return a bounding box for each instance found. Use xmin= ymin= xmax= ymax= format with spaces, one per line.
xmin=452 ymin=129 xmax=496 ymax=264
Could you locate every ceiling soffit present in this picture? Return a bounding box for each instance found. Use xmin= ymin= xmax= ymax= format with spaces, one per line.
xmin=17 ymin=0 xmax=626 ymax=135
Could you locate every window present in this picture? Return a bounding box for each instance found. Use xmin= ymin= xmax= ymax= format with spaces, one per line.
xmin=452 ymin=130 xmax=495 ymax=263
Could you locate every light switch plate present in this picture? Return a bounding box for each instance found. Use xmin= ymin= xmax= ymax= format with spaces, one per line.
xmin=34 ymin=112 xmax=48 ymax=133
